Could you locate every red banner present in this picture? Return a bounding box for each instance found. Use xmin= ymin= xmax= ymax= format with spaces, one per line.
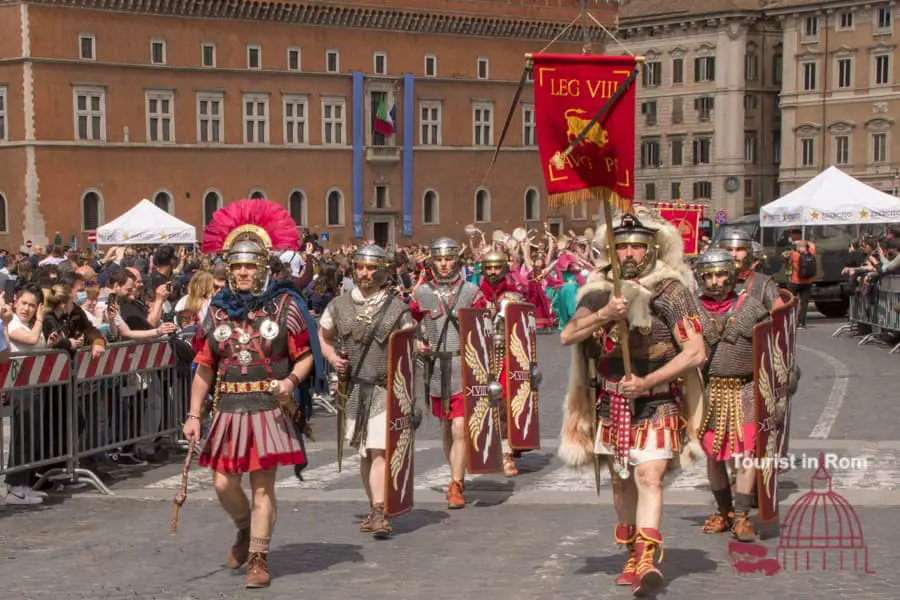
xmin=532 ymin=53 xmax=637 ymax=209
xmin=654 ymin=202 xmax=705 ymax=255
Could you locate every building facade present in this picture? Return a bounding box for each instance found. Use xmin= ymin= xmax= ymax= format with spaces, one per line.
xmin=0 ymin=0 xmax=615 ymax=250
xmin=771 ymin=0 xmax=900 ymax=197
xmin=617 ymin=0 xmax=782 ymax=221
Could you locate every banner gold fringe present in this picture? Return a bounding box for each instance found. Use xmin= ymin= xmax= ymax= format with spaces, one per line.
xmin=548 ymin=187 xmax=634 ymax=213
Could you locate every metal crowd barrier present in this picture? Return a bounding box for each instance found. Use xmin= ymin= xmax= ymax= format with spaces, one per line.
xmin=1 ymin=338 xmax=191 ymax=496
xmin=832 ymin=273 xmax=900 ymax=354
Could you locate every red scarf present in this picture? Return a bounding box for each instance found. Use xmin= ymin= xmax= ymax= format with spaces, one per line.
xmin=700 ymin=293 xmax=737 ymax=314
xmin=479 ymin=277 xmax=510 ymax=306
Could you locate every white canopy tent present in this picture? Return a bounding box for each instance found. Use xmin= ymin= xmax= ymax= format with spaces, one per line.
xmin=760 ymin=166 xmax=900 ymax=227
xmin=96 ymin=199 xmax=197 ymax=245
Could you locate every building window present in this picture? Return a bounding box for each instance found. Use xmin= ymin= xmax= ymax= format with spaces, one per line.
xmin=0 ymin=86 xmax=6 ymax=142
xmin=694 ymin=57 xmax=715 ymax=82
xmin=287 ymin=48 xmax=301 ymax=71
xmin=289 ymin=190 xmax=307 ymax=227
xmin=773 ymin=131 xmax=781 ymax=164
xmin=425 ymin=54 xmax=437 ymax=77
xmin=420 ymin=101 xmax=441 ymax=145
xmin=475 ymin=188 xmax=490 ymax=222
xmin=0 ymin=192 xmax=7 ymax=232
xmin=838 ymin=11 xmax=853 ymax=30
xmin=801 ymin=138 xmax=815 ymax=166
xmin=326 ymin=50 xmax=339 ymax=73
xmin=283 ymin=96 xmax=308 ymax=145
xmin=146 ymin=91 xmax=174 ymax=143
xmin=153 ymin=190 xmax=173 ymax=213
xmin=73 ymin=87 xmax=106 ymax=141
xmin=671 ymin=97 xmax=684 ymax=124
xmin=744 ymin=94 xmax=758 ymax=112
xmin=837 ymin=58 xmax=852 ymax=88
xmin=744 ymin=133 xmax=757 ymax=164
xmin=696 ymin=96 xmax=714 ymax=121
xmin=423 ymin=190 xmax=439 ymax=224
xmin=802 ymin=62 xmax=817 ymax=90
xmin=374 ymin=52 xmax=387 ymax=75
xmin=671 ymin=181 xmax=682 ymax=200
xmin=202 ymin=43 xmax=216 ymax=67
xmin=322 ymin=98 xmax=346 ymax=145
xmin=571 ymin=202 xmax=587 ymax=220
xmin=79 ymin=34 xmax=95 ymax=60
xmin=374 ymin=184 xmax=389 ymax=209
xmin=477 ymin=57 xmax=489 ymax=79
xmin=745 ymin=53 xmax=758 ymax=80
xmin=874 ymin=55 xmax=891 ymax=85
xmin=773 ymin=53 xmax=783 ymax=84
xmin=522 ymin=104 xmax=536 ymax=146
xmin=834 ymin=135 xmax=850 ymax=165
xmin=872 ymin=133 xmax=888 ymax=163
xmin=524 ymin=188 xmax=539 ymax=220
xmin=672 ymin=58 xmax=684 ymax=84
xmin=250 ymin=189 xmax=267 ymax=200
xmin=150 ymin=39 xmax=166 ymax=65
xmin=744 ymin=179 xmax=753 ymax=199
xmin=203 ymin=190 xmax=221 ymax=225
xmin=642 ymin=100 xmax=658 ymax=126
xmin=473 ymin=103 xmax=493 ymax=146
xmin=803 ymin=15 xmax=819 ymax=41
xmin=644 ymin=183 xmax=657 ymax=201
xmin=197 ymin=93 xmax=223 ymax=143
xmin=247 ymin=45 xmax=261 ymax=69
xmin=642 ymin=61 xmax=662 ymax=87
xmin=670 ymin=138 xmax=684 ymax=166
xmin=82 ymin=190 xmax=102 ymax=230
xmin=692 ymin=136 xmax=712 ymax=164
xmin=693 ymin=181 xmax=712 ymax=200
xmin=326 ymin=189 xmax=344 ymax=226
xmin=243 ymin=94 xmax=269 ymax=144
xmin=640 ymin=139 xmax=661 ymax=168
xmin=876 ymin=7 xmax=892 ymax=33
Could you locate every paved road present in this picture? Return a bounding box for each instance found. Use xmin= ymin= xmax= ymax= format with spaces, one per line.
xmin=2 ymin=311 xmax=898 ymax=598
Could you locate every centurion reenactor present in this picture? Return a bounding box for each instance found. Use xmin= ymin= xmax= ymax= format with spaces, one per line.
xmin=318 ymin=244 xmax=419 ymax=540
xmin=693 ymin=249 xmax=772 ymax=542
xmin=715 ymin=229 xmax=778 ymax=310
xmin=411 ymin=237 xmax=482 ymax=508
xmin=559 ymin=209 xmax=709 ymax=596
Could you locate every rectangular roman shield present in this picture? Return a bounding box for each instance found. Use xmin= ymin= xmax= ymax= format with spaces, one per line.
xmin=773 ymin=289 xmax=798 ymax=464
xmin=753 ymin=320 xmax=784 ymax=524
xmin=459 ymin=307 xmax=503 ymax=474
xmin=503 ymin=302 xmax=541 ymax=451
xmin=383 ymin=326 xmax=417 ymax=518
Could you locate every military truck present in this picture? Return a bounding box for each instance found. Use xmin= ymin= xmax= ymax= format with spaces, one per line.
xmin=709 ymin=214 xmax=852 ymax=318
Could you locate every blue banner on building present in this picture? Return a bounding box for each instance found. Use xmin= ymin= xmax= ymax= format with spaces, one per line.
xmin=352 ymin=71 xmax=364 ymax=239
xmin=402 ymin=74 xmax=415 ymax=237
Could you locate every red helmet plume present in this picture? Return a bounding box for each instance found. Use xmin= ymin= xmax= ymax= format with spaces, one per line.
xmin=202 ymin=199 xmax=300 ymax=254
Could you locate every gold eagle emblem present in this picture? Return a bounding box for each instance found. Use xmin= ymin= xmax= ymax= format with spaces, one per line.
xmin=464 ymin=330 xmax=492 ymax=453
xmin=389 ymin=351 xmax=414 ymax=494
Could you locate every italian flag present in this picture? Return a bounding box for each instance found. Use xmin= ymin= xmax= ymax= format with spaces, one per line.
xmin=374 ymin=99 xmax=394 ymax=136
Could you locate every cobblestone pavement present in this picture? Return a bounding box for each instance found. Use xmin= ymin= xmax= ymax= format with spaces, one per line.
xmin=3 ymin=313 xmax=899 ymax=598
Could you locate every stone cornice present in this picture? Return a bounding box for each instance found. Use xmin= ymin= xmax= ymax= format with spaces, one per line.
xmin=17 ymin=0 xmax=608 ymax=42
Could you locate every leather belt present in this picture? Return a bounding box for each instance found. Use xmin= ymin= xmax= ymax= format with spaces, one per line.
xmin=600 ymin=377 xmax=670 ymax=396
xmin=219 ymin=380 xmax=277 ymax=394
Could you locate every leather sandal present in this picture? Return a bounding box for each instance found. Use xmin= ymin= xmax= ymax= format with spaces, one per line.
xmin=503 ymin=452 xmax=519 ymax=477
xmin=371 ymin=503 xmax=392 ymax=539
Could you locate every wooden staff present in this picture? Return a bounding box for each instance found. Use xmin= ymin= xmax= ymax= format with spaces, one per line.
xmin=170 ymin=438 xmax=197 ymax=534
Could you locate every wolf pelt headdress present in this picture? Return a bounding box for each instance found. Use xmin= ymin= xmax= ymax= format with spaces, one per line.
xmin=559 ymin=205 xmax=704 ymax=473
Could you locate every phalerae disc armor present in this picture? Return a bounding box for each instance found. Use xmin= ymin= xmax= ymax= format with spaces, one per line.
xmin=430 ymin=237 xmax=461 ymax=283
xmin=693 ymin=248 xmax=736 ymax=297
xmin=715 ymin=229 xmax=754 ymax=271
xmin=353 ymin=244 xmax=391 ymax=289
xmin=481 ymin=249 xmax=509 ymax=286
xmin=612 ymin=213 xmax=658 ymax=279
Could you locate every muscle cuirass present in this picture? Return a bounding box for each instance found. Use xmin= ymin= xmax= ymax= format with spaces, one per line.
xmin=330 ymin=292 xmax=411 ymax=419
xmin=416 ymin=279 xmax=479 ymax=398
xmin=207 ymin=295 xmax=292 ymax=413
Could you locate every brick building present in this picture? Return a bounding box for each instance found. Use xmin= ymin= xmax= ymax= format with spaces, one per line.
xmin=0 ymin=0 xmax=617 ymax=250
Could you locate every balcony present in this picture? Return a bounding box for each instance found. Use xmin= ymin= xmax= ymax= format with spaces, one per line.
xmin=366 ymin=145 xmax=401 ymax=163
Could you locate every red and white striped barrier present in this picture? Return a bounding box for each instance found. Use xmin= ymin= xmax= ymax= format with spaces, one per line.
xmin=0 ymin=352 xmax=71 ymax=390
xmin=76 ymin=340 xmax=174 ymax=380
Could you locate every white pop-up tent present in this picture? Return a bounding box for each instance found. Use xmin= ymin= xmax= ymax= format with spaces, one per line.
xmin=760 ymin=166 xmax=900 ymax=227
xmin=96 ymin=199 xmax=197 ymax=245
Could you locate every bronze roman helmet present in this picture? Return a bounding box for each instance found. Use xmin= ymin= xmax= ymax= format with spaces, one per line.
xmin=481 ymin=249 xmax=509 ymax=286
xmin=715 ymin=229 xmax=754 ymax=271
xmin=352 ymin=244 xmax=391 ymax=291
xmin=612 ymin=213 xmax=658 ymax=279
xmin=693 ymin=248 xmax=736 ymax=299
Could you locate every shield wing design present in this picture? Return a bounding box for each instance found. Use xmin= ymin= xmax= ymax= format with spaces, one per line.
xmin=503 ymin=302 xmax=541 ymax=451
xmin=384 ymin=326 xmax=417 ymax=518
xmin=753 ymin=320 xmax=783 ymax=524
xmin=459 ymin=307 xmax=503 ymax=474
xmin=772 ymin=289 xmax=798 ymax=464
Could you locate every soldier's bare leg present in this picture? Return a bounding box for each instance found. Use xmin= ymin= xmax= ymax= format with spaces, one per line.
xmin=449 ymin=417 xmax=466 ymax=481
xmin=732 ymin=464 xmax=757 ymax=542
xmin=245 ymin=468 xmax=277 ymax=588
xmin=703 ymin=460 xmax=735 ymax=533
xmin=608 ymin=462 xmax=638 ymax=586
xmin=360 ymin=454 xmax=374 ymax=502
xmin=631 ymin=459 xmax=667 ymax=595
xmin=214 ymin=472 xmax=252 ymax=570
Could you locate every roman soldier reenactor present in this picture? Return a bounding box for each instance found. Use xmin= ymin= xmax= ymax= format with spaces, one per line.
xmin=182 ymin=199 xmax=323 ymax=589
xmin=411 ymin=237 xmax=482 ymax=508
xmin=693 ymin=249 xmax=771 ymax=542
xmin=474 ymin=248 xmax=525 ymax=476
xmin=559 ymin=209 xmax=710 ymax=596
xmin=318 ymin=244 xmax=418 ymax=539
xmin=715 ymin=230 xmax=778 ymax=310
